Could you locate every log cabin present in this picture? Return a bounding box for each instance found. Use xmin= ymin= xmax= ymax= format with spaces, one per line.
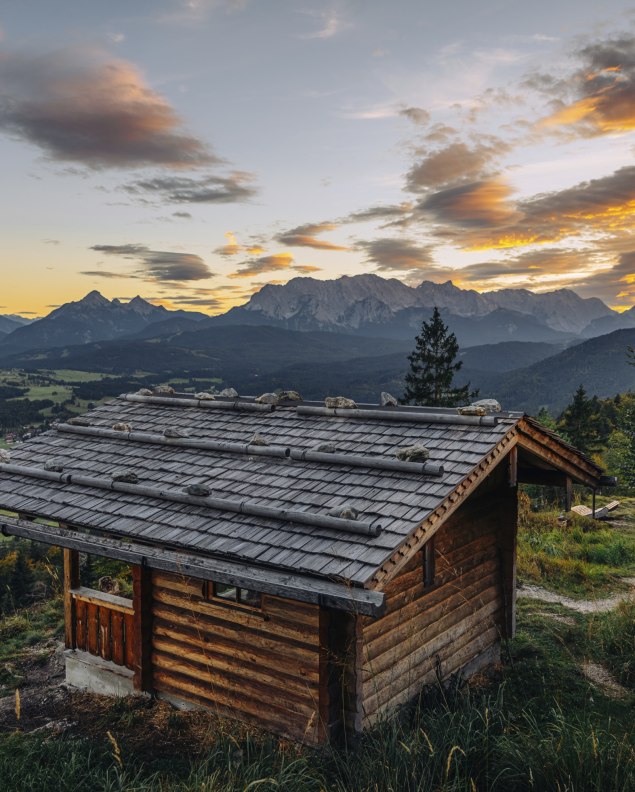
xmin=0 ymin=390 xmax=609 ymax=743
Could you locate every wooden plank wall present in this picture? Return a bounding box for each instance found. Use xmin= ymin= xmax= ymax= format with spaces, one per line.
xmin=360 ymin=478 xmax=512 ymax=727
xmin=150 ymin=571 xmax=327 ymax=743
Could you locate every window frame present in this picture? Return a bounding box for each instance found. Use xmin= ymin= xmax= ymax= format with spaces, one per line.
xmin=203 ymin=580 xmax=262 ymax=611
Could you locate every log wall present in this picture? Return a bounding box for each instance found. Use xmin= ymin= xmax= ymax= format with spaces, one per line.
xmin=150 ymin=571 xmax=327 ymax=743
xmin=359 ymin=470 xmax=515 ymax=727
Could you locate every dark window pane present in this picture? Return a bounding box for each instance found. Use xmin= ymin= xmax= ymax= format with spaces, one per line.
xmin=239 ymin=589 xmax=261 ymax=607
xmin=214 ymin=583 xmax=237 ymax=601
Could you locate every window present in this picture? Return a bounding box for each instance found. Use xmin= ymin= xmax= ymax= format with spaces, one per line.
xmin=423 ymin=537 xmax=436 ymax=589
xmin=204 ymin=580 xmax=262 ymax=609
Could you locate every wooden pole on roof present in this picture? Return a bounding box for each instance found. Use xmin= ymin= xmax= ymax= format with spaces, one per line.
xmin=132 ymin=564 xmax=153 ymax=692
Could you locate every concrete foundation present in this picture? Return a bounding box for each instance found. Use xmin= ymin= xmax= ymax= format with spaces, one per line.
xmin=64 ymin=649 xmax=138 ymax=697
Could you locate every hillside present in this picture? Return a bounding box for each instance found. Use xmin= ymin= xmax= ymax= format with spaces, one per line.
xmin=458 ymin=341 xmax=568 ymax=372
xmin=458 ymin=328 xmax=635 ymax=413
xmin=4 ymin=325 xmax=411 ymax=377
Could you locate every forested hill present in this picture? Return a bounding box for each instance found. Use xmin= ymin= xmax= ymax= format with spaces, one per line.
xmin=457 ymin=328 xmax=635 ymax=413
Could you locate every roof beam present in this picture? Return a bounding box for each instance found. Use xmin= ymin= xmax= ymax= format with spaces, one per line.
xmin=0 ymin=516 xmax=385 ymax=617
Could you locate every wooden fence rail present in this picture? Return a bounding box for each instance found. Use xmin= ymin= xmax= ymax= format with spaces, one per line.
xmin=70 ymin=587 xmax=135 ymax=670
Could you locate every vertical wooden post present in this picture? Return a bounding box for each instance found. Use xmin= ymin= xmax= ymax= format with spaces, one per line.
xmin=592 ymin=489 xmax=597 ymax=518
xmin=565 ymin=476 xmax=573 ymax=512
xmin=325 ymin=609 xmax=363 ymax=744
xmin=132 ymin=564 xmax=153 ymax=692
xmin=508 ymin=446 xmax=518 ymax=488
xmin=497 ymin=478 xmax=518 ymax=640
xmin=63 ymin=548 xmax=79 ymax=650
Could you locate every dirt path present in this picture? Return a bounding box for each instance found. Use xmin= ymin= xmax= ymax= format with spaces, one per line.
xmin=517 ymin=579 xmax=635 ymax=613
xmin=581 ymin=662 xmax=632 ymax=700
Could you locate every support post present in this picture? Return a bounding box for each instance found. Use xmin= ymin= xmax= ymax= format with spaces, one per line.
xmin=132 ymin=564 xmax=153 ymax=692
xmin=564 ymin=476 xmax=573 ymax=512
xmin=497 ymin=483 xmax=518 ymax=639
xmin=63 ymin=548 xmax=79 ymax=650
xmin=592 ymin=489 xmax=596 ymax=518
xmin=508 ymin=446 xmax=518 ymax=487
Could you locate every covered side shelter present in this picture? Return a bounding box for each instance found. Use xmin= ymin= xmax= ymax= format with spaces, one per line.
xmin=0 ymin=391 xmax=605 ymax=743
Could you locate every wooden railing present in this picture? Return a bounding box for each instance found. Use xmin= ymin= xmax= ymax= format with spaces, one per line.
xmin=70 ymin=587 xmax=135 ymax=670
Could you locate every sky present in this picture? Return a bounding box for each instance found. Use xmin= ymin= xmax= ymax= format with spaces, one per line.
xmin=1 ymin=0 xmax=635 ymax=317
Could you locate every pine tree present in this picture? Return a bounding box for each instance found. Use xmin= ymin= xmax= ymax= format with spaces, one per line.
xmin=557 ymin=384 xmax=600 ymax=454
xmin=402 ymin=307 xmax=472 ymax=406
xmin=618 ymin=404 xmax=635 ymax=490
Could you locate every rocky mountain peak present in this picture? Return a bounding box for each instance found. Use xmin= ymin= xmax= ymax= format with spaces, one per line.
xmin=78 ymin=290 xmax=110 ymax=308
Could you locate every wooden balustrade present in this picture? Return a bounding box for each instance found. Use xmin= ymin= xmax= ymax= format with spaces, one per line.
xmin=70 ymin=587 xmax=135 ymax=670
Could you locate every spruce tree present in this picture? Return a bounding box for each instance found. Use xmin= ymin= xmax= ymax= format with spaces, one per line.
xmin=402 ymin=307 xmax=472 ymax=406
xmin=618 ymin=404 xmax=635 ymax=490
xmin=557 ymin=384 xmax=600 ymax=454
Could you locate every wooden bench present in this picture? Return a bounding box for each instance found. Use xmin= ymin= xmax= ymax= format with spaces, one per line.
xmin=571 ymin=500 xmax=620 ymax=520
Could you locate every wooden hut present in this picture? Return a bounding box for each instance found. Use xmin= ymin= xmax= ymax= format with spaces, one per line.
xmin=0 ymin=391 xmax=608 ymax=743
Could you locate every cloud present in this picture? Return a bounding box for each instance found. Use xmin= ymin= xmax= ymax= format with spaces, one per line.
xmin=420 ymin=179 xmax=520 ymax=233
xmin=407 ymin=141 xmax=507 ymax=191
xmin=399 ymin=106 xmax=431 ymax=126
xmin=89 ymin=243 xmax=213 ymax=282
xmin=42 ymin=238 xmax=60 ymax=245
xmin=346 ymin=202 xmax=413 ymax=224
xmin=358 ymin=238 xmax=439 ymax=274
xmin=300 ymin=9 xmax=349 ymax=39
xmin=535 ymin=36 xmax=635 ymax=137
xmin=293 ymin=265 xmax=322 ymax=274
xmin=172 ymin=211 xmax=192 ymax=219
xmin=0 ymin=48 xmax=214 ymax=168
xmin=276 ymin=222 xmax=349 ymax=250
xmin=229 ymin=252 xmax=294 ymax=278
xmin=80 ymin=270 xmax=128 ymax=279
xmin=573 ymin=252 xmax=635 ymax=306
xmin=214 ymin=231 xmax=242 ymax=257
xmin=123 ymin=172 xmax=257 ymax=204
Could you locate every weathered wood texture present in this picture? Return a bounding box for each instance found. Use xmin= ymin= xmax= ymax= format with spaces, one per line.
xmin=150 ymin=571 xmax=326 ymax=743
xmin=132 ymin=565 xmax=153 ymax=691
xmin=63 ymin=549 xmax=79 ymax=649
xmin=358 ymin=469 xmax=515 ymax=727
xmin=70 ymin=588 xmax=134 ymax=670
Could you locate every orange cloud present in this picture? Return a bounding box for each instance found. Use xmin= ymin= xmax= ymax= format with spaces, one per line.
xmin=229 ymin=252 xmax=294 ymax=278
xmin=0 ymin=48 xmax=214 ymax=168
xmin=276 ymin=222 xmax=350 ymax=251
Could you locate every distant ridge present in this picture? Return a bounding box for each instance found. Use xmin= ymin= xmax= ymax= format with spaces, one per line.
xmin=211 ymin=274 xmax=614 ymax=340
xmin=0 ymin=291 xmax=207 ymax=355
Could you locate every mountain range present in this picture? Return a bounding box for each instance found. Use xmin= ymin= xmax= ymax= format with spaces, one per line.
xmin=0 ymin=275 xmax=634 ymax=414
xmin=0 ymin=291 xmax=207 ymax=355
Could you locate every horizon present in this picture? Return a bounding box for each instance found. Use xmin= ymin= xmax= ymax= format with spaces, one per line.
xmin=9 ymin=274 xmax=621 ymax=321
xmin=1 ymin=1 xmax=635 ymax=317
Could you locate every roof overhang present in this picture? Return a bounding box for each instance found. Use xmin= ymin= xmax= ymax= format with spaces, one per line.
xmin=1 ymin=515 xmax=385 ymax=618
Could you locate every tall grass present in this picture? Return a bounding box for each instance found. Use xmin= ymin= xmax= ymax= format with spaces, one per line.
xmin=1 ymin=685 xmax=634 ymax=791
xmin=517 ymin=494 xmax=635 ymax=596
xmin=587 ymin=600 xmax=635 ymax=689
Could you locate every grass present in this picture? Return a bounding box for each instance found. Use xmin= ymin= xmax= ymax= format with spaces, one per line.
xmin=0 ymin=598 xmax=634 ymax=791
xmin=517 ymin=493 xmax=635 ymax=598
xmin=0 ymin=599 xmax=64 ymax=695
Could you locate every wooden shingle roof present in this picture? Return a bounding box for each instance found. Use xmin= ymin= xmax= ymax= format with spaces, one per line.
xmin=0 ymin=392 xmax=603 ymax=613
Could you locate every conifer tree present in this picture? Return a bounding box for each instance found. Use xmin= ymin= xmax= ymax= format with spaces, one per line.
xmin=618 ymin=404 xmax=635 ymax=490
xmin=557 ymin=384 xmax=600 ymax=454
xmin=402 ymin=307 xmax=472 ymax=406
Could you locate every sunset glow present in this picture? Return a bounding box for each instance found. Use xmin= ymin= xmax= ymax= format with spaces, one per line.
xmin=0 ymin=1 xmax=634 ymax=316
